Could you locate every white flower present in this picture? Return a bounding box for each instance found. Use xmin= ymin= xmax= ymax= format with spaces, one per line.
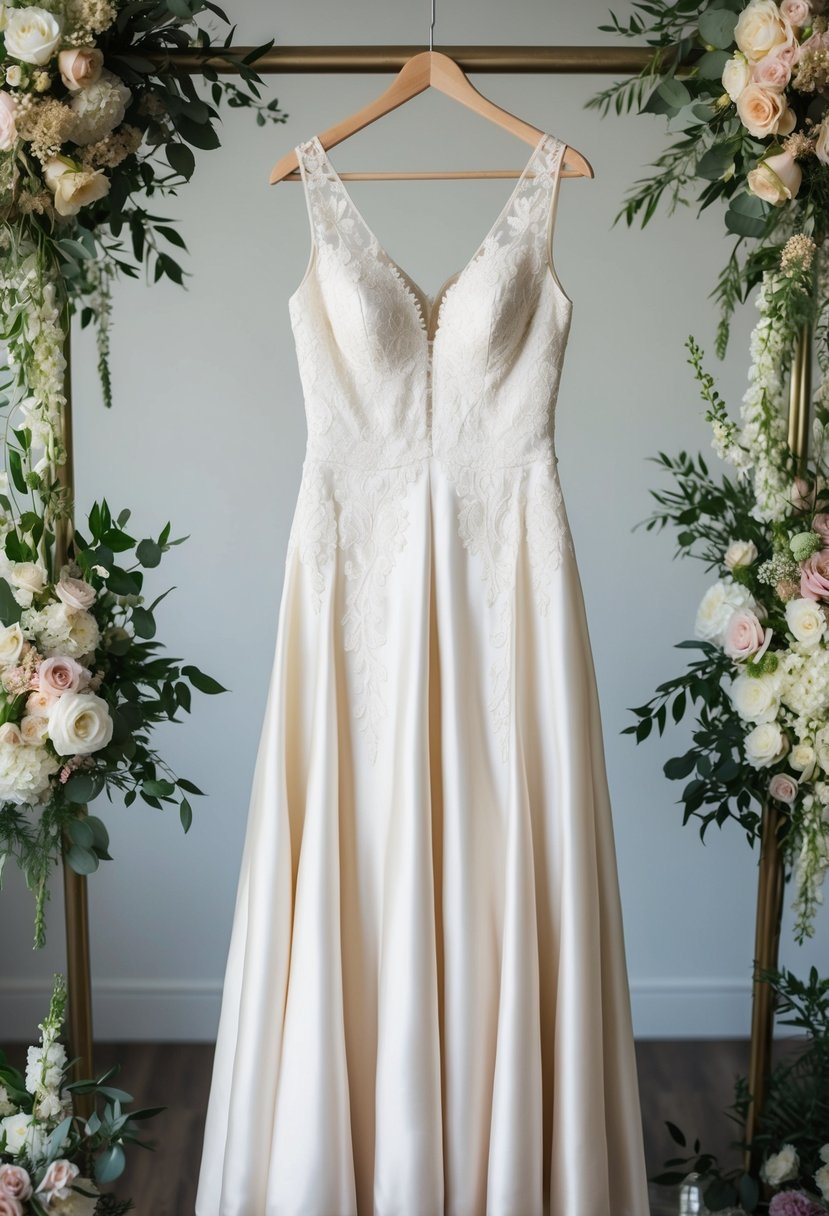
xmin=735 ymin=0 xmax=793 ymax=62
xmin=55 ymin=575 xmax=95 ymax=611
xmin=48 ymin=691 xmax=112 ymax=756
xmin=43 ymin=159 xmax=110 ymax=218
xmin=0 ymin=737 xmax=59 ymax=804
xmin=760 ymin=1143 xmax=800 ymax=1186
xmin=20 ymin=714 xmax=47 ymax=744
xmin=786 ymin=598 xmax=827 ymax=648
xmin=724 ymin=539 xmax=758 ymax=570
xmin=25 ymin=1041 xmax=66 ymax=1095
xmin=695 ymin=580 xmax=754 ymax=643
xmin=35 ymin=1158 xmax=78 ymax=1201
xmin=791 ymin=742 xmax=817 ymax=780
xmin=722 ymin=53 xmax=752 ymax=101
xmin=35 ymin=1089 xmax=63 ymax=1119
xmin=820 ymin=1144 xmax=829 ymax=1164
xmin=69 ymin=69 xmax=131 ymax=146
xmin=9 ymin=561 xmax=47 ymax=608
xmin=732 ymin=673 xmax=781 ymax=723
xmin=3 ymin=6 xmax=62 ymax=66
xmin=0 ymin=4 xmax=8 ymax=33
xmin=781 ymin=648 xmax=829 ymax=720
xmin=816 ymin=1162 xmax=829 ymax=1202
xmin=0 ymin=622 xmax=24 ymax=667
xmin=49 ymin=1178 xmax=98 ymax=1216
xmin=0 ymin=1111 xmax=47 ymax=1163
xmin=0 ymin=1084 xmax=15 ymax=1117
xmin=744 ymin=721 xmax=788 ymax=768
xmin=30 ymin=602 xmax=99 ymax=660
xmin=0 ymin=90 xmax=16 ymax=152
xmin=5 ymin=65 xmax=22 ymax=87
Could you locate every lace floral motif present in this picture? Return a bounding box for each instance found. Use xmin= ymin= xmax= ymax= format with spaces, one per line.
xmin=287 ymin=131 xmax=574 ymax=762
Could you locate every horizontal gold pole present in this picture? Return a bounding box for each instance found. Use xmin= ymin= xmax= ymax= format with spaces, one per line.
xmin=156 ymin=44 xmax=677 ymax=75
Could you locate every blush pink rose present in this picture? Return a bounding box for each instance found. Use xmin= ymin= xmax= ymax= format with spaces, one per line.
xmin=724 ymin=609 xmax=772 ymax=661
xmin=753 ymin=48 xmax=793 ymax=89
xmin=801 ymin=549 xmax=829 ymax=600
xmin=0 ymin=1196 xmax=22 ymax=1216
xmin=35 ymin=1160 xmax=78 ymax=1202
xmin=769 ymin=772 xmax=799 ymax=803
xmin=780 ymin=0 xmax=811 ymax=28
xmin=55 ymin=575 xmax=96 ymax=611
xmin=38 ymin=656 xmax=88 ymax=695
xmin=0 ymin=1165 xmax=32 ymax=1201
xmin=813 ymin=513 xmax=829 ymax=547
xmin=58 ymin=47 xmax=104 ymax=92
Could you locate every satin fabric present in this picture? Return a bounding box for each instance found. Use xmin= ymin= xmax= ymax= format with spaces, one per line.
xmin=196 ymin=133 xmax=649 ymax=1216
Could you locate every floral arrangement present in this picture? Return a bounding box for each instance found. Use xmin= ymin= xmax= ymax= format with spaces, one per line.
xmin=653 ymin=966 xmax=829 ymax=1213
xmin=0 ymin=973 xmax=161 ymax=1214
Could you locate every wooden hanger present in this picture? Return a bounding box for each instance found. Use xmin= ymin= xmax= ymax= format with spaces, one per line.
xmin=269 ymin=49 xmax=594 ymax=184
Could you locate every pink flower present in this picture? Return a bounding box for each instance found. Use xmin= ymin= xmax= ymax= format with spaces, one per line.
xmin=769 ymin=1192 xmax=826 ymax=1216
xmin=753 ymin=47 xmax=793 ymax=90
xmin=769 ymin=773 xmax=799 ymax=804
xmin=38 ymin=656 xmax=88 ymax=696
xmin=58 ymin=47 xmax=103 ymax=92
xmin=724 ymin=609 xmax=772 ymax=661
xmin=800 ymin=550 xmax=829 ymax=600
xmin=792 ymin=477 xmax=815 ymax=511
xmin=813 ymin=513 xmax=829 ymax=548
xmin=26 ymin=689 xmax=57 ymax=718
xmin=35 ymin=1160 xmax=79 ymax=1202
xmin=0 ymin=1194 xmax=23 ymax=1216
xmin=55 ymin=575 xmax=95 ymax=611
xmin=0 ymin=1165 xmax=32 ymax=1200
xmin=780 ymin=0 xmax=811 ymax=29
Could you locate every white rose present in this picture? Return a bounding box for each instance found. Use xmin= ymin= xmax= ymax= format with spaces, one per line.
xmin=0 ymin=4 xmax=8 ymax=32
xmin=816 ymin=1162 xmax=829 ymax=1202
xmin=0 ymin=622 xmax=24 ymax=667
xmin=723 ymin=53 xmax=752 ymax=101
xmin=47 ymin=691 xmax=112 ymax=756
xmin=695 ymin=580 xmax=754 ymax=643
xmin=786 ymin=597 xmax=827 ymax=647
xmin=791 ymin=742 xmax=817 ymax=778
xmin=42 ymin=159 xmax=110 ymax=218
xmin=10 ymin=561 xmax=46 ymax=596
xmin=5 ymin=65 xmax=22 ymax=87
xmin=744 ymin=721 xmax=788 ymax=768
xmin=760 ymin=1143 xmax=799 ymax=1186
xmin=816 ymin=120 xmax=829 ymax=167
xmin=735 ymin=0 xmax=793 ymax=62
xmin=732 ymin=673 xmax=781 ymax=723
xmin=69 ymin=69 xmax=131 ymax=146
xmin=724 ymin=539 xmax=758 ymax=570
xmin=0 ymin=1112 xmax=46 ymax=1163
xmin=20 ymin=714 xmax=47 ymax=744
xmin=3 ymin=6 xmax=62 ymax=66
xmin=0 ymin=722 xmax=23 ymax=746
xmin=0 ymin=90 xmax=16 ymax=152
xmin=56 ymin=574 xmax=95 ymax=611
xmin=815 ymin=726 xmax=829 ymax=773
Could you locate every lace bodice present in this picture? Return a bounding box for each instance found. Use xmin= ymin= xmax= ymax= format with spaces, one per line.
xmin=286 ymin=131 xmax=576 ymax=762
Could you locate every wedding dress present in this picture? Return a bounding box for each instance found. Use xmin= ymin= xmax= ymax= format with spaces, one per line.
xmin=196 ymin=130 xmax=650 ymax=1216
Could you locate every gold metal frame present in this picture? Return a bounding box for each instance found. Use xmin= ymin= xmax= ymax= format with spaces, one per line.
xmin=61 ymin=41 xmax=796 ymax=1166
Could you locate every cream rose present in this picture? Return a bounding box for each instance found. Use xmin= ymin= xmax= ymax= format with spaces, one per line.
xmin=26 ymin=689 xmax=57 ymax=718
xmin=781 ymin=0 xmax=811 ymax=27
xmin=736 ymin=0 xmax=793 ymax=62
xmin=786 ymin=597 xmax=826 ymax=647
xmin=3 ymin=6 xmax=62 ymax=66
xmin=10 ymin=562 xmax=46 ymax=597
xmin=5 ymin=66 xmax=21 ymax=87
xmin=791 ymin=742 xmax=816 ymax=779
xmin=47 ymin=691 xmax=112 ymax=756
xmin=695 ymin=580 xmax=754 ymax=643
xmin=723 ymin=609 xmax=771 ymax=661
xmin=43 ymin=160 xmax=110 ymax=218
xmin=737 ymin=84 xmax=796 ymax=138
xmin=723 ymin=53 xmax=752 ymax=101
xmin=816 ymin=120 xmax=829 ymax=167
xmin=0 ymin=1164 xmax=32 ymax=1201
xmin=0 ymin=623 xmax=24 ymax=668
xmin=19 ymin=715 xmax=47 ymax=745
xmin=724 ymin=539 xmax=758 ymax=570
xmin=55 ymin=574 xmax=95 ymax=611
xmin=0 ymin=91 xmax=16 ymax=153
xmin=744 ymin=721 xmax=788 ymax=768
xmin=760 ymin=1143 xmax=799 ymax=1186
xmin=748 ymin=150 xmax=802 ymax=204
xmin=769 ymin=772 xmax=798 ymax=803
xmin=38 ymin=655 xmax=88 ymax=695
xmin=0 ymin=1112 xmax=45 ymax=1162
xmin=732 ymin=672 xmax=781 ymax=723
xmin=35 ymin=1160 xmax=78 ymax=1203
xmin=0 ymin=723 xmax=22 ymax=746
xmin=58 ymin=48 xmax=103 ymax=92
xmin=816 ymin=1162 xmax=829 ymax=1202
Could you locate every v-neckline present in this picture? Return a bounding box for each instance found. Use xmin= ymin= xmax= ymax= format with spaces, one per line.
xmin=310 ymin=131 xmax=554 ymax=341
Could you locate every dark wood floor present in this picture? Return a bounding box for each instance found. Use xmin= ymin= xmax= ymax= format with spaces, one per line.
xmin=6 ymin=1038 xmax=784 ymax=1214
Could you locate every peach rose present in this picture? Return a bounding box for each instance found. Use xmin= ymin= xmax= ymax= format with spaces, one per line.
xmin=26 ymin=689 xmax=57 ymax=718
xmin=736 ymin=0 xmax=793 ymax=62
xmin=812 ymin=513 xmax=829 ymax=547
xmin=768 ymin=772 xmax=799 ymax=803
xmin=753 ymin=47 xmax=793 ymax=90
xmin=737 ymin=83 xmax=796 ymax=137
xmin=35 ymin=1160 xmax=79 ymax=1203
xmin=55 ymin=574 xmax=96 ymax=611
xmin=816 ymin=120 xmax=829 ymax=166
xmin=724 ymin=609 xmax=772 ymax=661
xmin=0 ymin=1164 xmax=32 ymax=1201
xmin=43 ymin=159 xmax=110 ymax=218
xmin=20 ymin=715 xmax=47 ymax=744
xmin=0 ymin=91 xmax=16 ymax=153
xmin=58 ymin=47 xmax=103 ymax=92
xmin=0 ymin=722 xmax=22 ymax=745
xmin=748 ymin=150 xmax=802 ymax=203
xmin=780 ymin=0 xmax=811 ymax=28
xmin=38 ymin=655 xmax=87 ymax=695
xmin=801 ymin=549 xmax=829 ymax=600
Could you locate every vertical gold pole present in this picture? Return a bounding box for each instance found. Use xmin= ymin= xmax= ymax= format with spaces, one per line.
xmin=56 ymin=323 xmax=94 ymax=1116
xmin=743 ymin=319 xmax=812 ymax=1174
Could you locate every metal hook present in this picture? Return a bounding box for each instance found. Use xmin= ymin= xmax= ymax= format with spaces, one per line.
xmin=429 ymin=0 xmax=435 ymax=51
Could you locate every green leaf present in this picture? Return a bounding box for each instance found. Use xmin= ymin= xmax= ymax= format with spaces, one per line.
xmin=166 ymin=142 xmax=196 ymax=180
xmin=643 ymin=77 xmax=691 ymax=117
xmin=131 ymin=606 xmax=156 ymax=639
xmin=136 ymin=538 xmax=162 ymax=568
xmin=65 ymin=844 xmax=99 ymax=876
xmin=696 ymin=142 xmax=736 ymax=182
xmin=699 ymin=6 xmax=738 ymax=49
xmin=665 ymin=1120 xmax=687 ymax=1147
xmin=176 ymin=116 xmax=221 ymax=149
xmin=725 ymin=192 xmax=771 ymax=238
xmin=68 ymin=818 xmax=94 ymax=848
xmin=64 ymin=772 xmax=99 ymax=805
xmin=177 ymin=777 xmax=204 ymax=796
xmin=696 ymin=48 xmax=730 ymax=79
xmin=0 ymin=579 xmax=22 ymax=626
xmin=8 ymin=448 xmax=27 ymax=495
xmin=85 ymin=815 xmax=111 ymax=854
xmin=182 ymin=665 xmax=227 ymax=695
xmin=142 ymin=778 xmax=176 ymax=798
xmin=180 ymin=797 xmax=192 ymax=833
xmin=664 ymin=752 xmax=696 ymax=780
xmin=156 ymin=225 xmax=188 ymax=250
xmin=94 ymin=1144 xmax=125 ymax=1184
xmin=738 ymin=1172 xmax=760 ymax=1210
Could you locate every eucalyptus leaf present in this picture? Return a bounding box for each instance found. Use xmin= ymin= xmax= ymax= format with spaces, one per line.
xmin=65 ymin=844 xmax=99 ymax=876
xmin=94 ymin=1143 xmax=126 ymax=1184
xmin=0 ymin=578 xmax=22 ymax=625
xmin=699 ymin=6 xmax=738 ymax=49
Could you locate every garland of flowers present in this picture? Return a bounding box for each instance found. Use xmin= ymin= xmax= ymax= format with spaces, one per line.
xmin=0 ymin=0 xmax=284 ymax=947
xmin=0 ymin=973 xmax=160 ymax=1213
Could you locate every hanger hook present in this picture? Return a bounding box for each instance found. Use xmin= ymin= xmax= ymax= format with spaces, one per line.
xmin=429 ymin=0 xmax=435 ymax=51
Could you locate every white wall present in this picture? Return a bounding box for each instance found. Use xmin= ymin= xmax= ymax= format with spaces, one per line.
xmin=2 ymin=0 xmax=824 ymax=1041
